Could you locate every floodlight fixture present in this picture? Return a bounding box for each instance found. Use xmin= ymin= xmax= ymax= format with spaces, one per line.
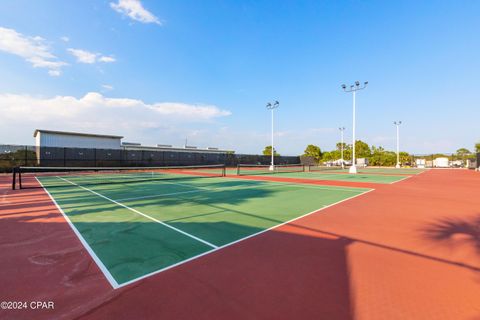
xmin=341 ymin=80 xmax=369 ymax=173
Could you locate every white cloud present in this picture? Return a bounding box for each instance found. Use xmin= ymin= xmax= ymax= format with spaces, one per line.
xmin=67 ymin=48 xmax=96 ymax=64
xmin=0 ymin=27 xmax=67 ymax=76
xmin=68 ymin=48 xmax=116 ymax=64
xmin=98 ymin=55 xmax=116 ymax=63
xmin=110 ymin=0 xmax=161 ymax=25
xmin=151 ymin=102 xmax=231 ymax=120
xmin=60 ymin=36 xmax=69 ymax=42
xmin=101 ymin=84 xmax=114 ymax=91
xmin=0 ymin=92 xmax=231 ymax=144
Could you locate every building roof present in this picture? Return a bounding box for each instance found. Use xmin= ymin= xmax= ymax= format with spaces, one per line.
xmin=122 ymin=144 xmax=233 ymax=154
xmin=34 ymin=129 xmax=123 ymax=139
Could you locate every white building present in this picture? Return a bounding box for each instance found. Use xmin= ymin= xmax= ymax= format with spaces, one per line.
xmin=433 ymin=157 xmax=449 ymax=168
xmin=34 ymin=129 xmax=123 ymax=149
xmin=357 ymin=158 xmax=369 ymax=167
xmin=33 ymin=129 xmax=232 ymax=166
xmin=416 ymin=158 xmax=426 ymax=168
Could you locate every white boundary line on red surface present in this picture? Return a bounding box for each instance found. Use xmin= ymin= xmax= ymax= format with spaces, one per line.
xmin=388 ymin=175 xmax=413 ymax=184
xmin=35 ymin=177 xmax=120 ymax=289
xmin=386 ymin=168 xmax=432 ymax=184
xmin=416 ymin=169 xmax=430 ymax=175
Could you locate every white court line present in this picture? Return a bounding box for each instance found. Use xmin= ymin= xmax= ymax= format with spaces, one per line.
xmin=307 ymin=170 xmax=411 ymax=185
xmin=115 ymin=179 xmax=370 ymax=203
xmin=389 ymin=175 xmax=413 ymax=184
xmin=308 ymin=170 xmax=401 ymax=177
xmin=35 ymin=177 xmax=120 ymax=289
xmin=57 ymin=177 xmax=218 ymax=250
xmin=117 ymin=188 xmax=375 ymax=288
xmin=416 ymin=169 xmax=430 ymax=176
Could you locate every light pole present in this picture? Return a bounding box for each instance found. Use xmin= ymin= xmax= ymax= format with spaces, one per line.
xmin=266 ymin=101 xmax=279 ymax=171
xmin=394 ymin=121 xmax=402 ymax=168
xmin=339 ymin=127 xmax=346 ymax=169
xmin=342 ymin=81 xmax=368 ymax=174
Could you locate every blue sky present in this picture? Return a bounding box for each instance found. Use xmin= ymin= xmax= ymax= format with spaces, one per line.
xmin=0 ymin=0 xmax=479 ymax=155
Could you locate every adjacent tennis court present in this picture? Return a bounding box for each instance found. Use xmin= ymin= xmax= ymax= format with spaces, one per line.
xmin=34 ymin=168 xmax=371 ymax=287
xmin=233 ymin=164 xmax=416 ymax=184
xmin=269 ymin=171 xmax=409 ymax=183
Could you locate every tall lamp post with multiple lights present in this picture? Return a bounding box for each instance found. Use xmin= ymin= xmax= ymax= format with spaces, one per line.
xmin=339 ymin=127 xmax=346 ymax=169
xmin=266 ymin=101 xmax=279 ymax=171
xmin=341 ymin=81 xmax=368 ymax=174
xmin=394 ymin=121 xmax=402 ymax=168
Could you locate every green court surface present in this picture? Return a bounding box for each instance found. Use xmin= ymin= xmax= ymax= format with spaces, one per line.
xmin=39 ymin=175 xmax=370 ymax=287
xmin=228 ymin=169 xmax=409 ymax=184
xmin=275 ymin=171 xmax=408 ymax=183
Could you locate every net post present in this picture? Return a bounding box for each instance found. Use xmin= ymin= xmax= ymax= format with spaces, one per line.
xmin=18 ymin=168 xmax=23 ymax=189
xmin=12 ymin=167 xmax=17 ymax=190
xmin=222 ymin=165 xmax=226 ymax=177
xmin=237 ymin=165 xmax=240 ymax=175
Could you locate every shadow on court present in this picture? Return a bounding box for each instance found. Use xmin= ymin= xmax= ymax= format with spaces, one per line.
xmin=0 ymin=214 xmax=355 ymax=320
xmin=421 ymin=214 xmax=480 ymax=255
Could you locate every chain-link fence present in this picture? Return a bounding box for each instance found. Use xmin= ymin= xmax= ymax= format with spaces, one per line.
xmin=0 ymin=144 xmax=300 ymax=172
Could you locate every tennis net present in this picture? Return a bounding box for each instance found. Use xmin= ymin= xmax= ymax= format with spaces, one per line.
xmin=237 ymin=164 xmax=305 ymax=175
xmin=308 ymin=165 xmax=345 ymax=172
xmin=12 ymin=164 xmax=226 ymax=189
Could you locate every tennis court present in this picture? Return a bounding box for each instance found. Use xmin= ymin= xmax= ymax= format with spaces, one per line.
xmin=233 ymin=165 xmax=416 ymax=184
xmin=29 ymin=166 xmax=371 ymax=287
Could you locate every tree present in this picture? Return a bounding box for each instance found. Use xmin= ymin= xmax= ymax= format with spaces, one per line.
xmin=475 ymin=143 xmax=480 ymax=153
xmin=262 ymin=145 xmax=279 ymax=156
xmin=354 ymin=140 xmax=371 ymax=158
xmin=342 ymin=147 xmax=352 ymax=161
xmin=322 ymin=151 xmax=334 ymax=162
xmin=303 ymin=144 xmax=322 ymax=161
xmin=336 ymin=142 xmax=348 ymax=152
xmin=456 ymin=148 xmax=471 ymax=161
xmin=369 ymin=146 xmax=396 ymax=166
xmin=399 ymin=151 xmax=411 ymax=165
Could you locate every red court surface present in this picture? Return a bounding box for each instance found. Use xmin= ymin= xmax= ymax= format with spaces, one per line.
xmin=1 ymin=169 xmax=480 ymax=319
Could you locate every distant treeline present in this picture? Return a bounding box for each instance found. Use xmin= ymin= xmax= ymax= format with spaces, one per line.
xmin=300 ymin=140 xmax=478 ymax=166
